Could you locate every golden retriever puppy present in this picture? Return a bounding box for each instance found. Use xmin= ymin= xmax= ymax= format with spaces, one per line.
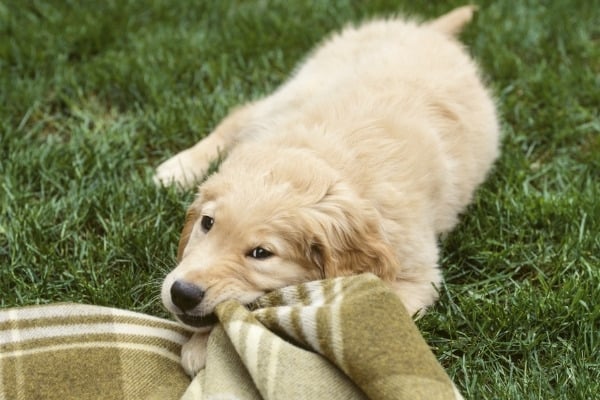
xmin=158 ymin=5 xmax=499 ymax=376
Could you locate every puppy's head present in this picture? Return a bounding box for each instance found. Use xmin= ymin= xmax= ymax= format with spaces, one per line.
xmin=161 ymin=145 xmax=397 ymax=330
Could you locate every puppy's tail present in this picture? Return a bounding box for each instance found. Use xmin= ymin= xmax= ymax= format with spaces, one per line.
xmin=426 ymin=5 xmax=478 ymax=36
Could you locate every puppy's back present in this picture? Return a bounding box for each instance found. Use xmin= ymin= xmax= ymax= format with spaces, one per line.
xmin=246 ymin=7 xmax=499 ymax=234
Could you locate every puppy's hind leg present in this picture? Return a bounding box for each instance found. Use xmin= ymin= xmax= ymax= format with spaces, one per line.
xmin=154 ymin=104 xmax=255 ymax=189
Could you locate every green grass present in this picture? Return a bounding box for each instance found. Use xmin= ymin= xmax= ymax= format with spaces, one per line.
xmin=1 ymin=0 xmax=598 ymax=398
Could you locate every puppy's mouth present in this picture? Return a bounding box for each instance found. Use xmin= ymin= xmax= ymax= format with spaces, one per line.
xmin=175 ymin=302 xmax=260 ymax=328
xmin=177 ymin=312 xmax=218 ymax=328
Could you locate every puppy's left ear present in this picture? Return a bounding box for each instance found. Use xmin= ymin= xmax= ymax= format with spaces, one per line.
xmin=308 ymin=182 xmax=398 ymax=282
xmin=177 ymin=207 xmax=199 ymax=262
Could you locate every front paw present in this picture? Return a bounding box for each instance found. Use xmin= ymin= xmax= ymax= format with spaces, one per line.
xmin=181 ymin=331 xmax=210 ymax=377
xmin=153 ymin=149 xmax=205 ymax=189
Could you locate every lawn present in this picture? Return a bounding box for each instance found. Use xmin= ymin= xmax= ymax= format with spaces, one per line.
xmin=1 ymin=0 xmax=598 ymax=398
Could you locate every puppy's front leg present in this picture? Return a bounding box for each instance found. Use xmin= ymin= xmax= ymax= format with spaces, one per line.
xmin=181 ymin=331 xmax=210 ymax=377
xmin=154 ymin=104 xmax=255 ymax=189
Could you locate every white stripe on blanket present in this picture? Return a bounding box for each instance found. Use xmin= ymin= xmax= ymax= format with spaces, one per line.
xmin=0 ymin=322 xmax=189 ymax=346
xmin=0 ymin=304 xmax=180 ymax=326
xmin=0 ymin=342 xmax=182 ymax=363
xmin=330 ymin=278 xmax=345 ymax=371
xmin=266 ymin=337 xmax=282 ymax=399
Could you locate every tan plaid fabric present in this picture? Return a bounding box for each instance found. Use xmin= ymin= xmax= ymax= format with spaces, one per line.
xmin=0 ymin=303 xmax=191 ymax=400
xmin=1 ymin=274 xmax=463 ymax=400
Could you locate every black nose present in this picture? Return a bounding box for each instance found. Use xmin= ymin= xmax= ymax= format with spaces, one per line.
xmin=170 ymin=280 xmax=205 ymax=312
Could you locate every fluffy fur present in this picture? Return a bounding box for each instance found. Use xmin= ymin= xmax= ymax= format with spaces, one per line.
xmin=158 ymin=5 xmax=499 ymax=375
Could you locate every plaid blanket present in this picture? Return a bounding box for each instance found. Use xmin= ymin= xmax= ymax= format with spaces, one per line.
xmin=1 ymin=274 xmax=463 ymax=400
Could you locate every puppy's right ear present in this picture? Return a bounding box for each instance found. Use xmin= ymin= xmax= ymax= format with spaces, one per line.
xmin=177 ymin=208 xmax=199 ymax=262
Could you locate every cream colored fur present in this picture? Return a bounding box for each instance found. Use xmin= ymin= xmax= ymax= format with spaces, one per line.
xmin=158 ymin=5 xmax=499 ymax=376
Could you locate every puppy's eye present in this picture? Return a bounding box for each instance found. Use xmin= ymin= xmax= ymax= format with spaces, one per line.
xmin=247 ymin=247 xmax=273 ymax=260
xmin=200 ymin=215 xmax=214 ymax=232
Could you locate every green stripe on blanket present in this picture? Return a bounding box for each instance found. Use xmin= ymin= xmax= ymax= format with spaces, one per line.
xmin=1 ymin=274 xmax=463 ymax=400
